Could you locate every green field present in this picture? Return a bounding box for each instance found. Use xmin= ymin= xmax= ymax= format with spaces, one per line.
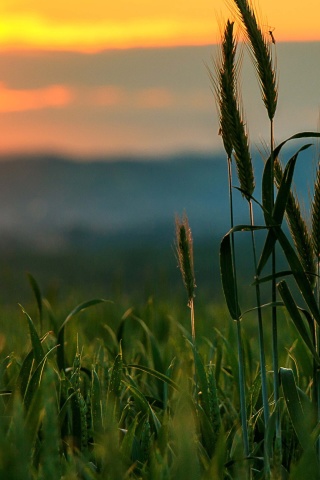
xmin=2 ymin=1 xmax=320 ymax=478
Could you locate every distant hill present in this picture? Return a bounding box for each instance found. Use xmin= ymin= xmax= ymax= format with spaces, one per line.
xmin=0 ymin=148 xmax=315 ymax=252
xmin=0 ymin=152 xmax=233 ymax=251
xmin=0 ymin=149 xmax=315 ymax=304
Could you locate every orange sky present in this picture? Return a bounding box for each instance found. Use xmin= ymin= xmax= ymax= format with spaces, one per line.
xmin=0 ymin=0 xmax=320 ymax=51
xmin=0 ymin=1 xmax=319 ymax=157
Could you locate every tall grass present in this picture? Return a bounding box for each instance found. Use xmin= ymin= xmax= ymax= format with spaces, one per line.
xmin=215 ymin=0 xmax=320 ymax=477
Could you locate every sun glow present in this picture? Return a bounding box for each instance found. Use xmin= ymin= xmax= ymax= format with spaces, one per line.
xmin=0 ymin=14 xmax=219 ymax=52
xmin=0 ymin=1 xmax=319 ymax=52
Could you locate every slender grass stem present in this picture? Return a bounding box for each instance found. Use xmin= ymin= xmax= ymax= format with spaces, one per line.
xmin=249 ymin=202 xmax=270 ymax=427
xmin=228 ymin=156 xmax=250 ymax=457
xmin=236 ymin=319 xmax=250 ymax=457
xmin=316 ymin=261 xmax=320 ymax=461
xmin=190 ymin=298 xmax=195 ymax=344
xmin=270 ymin=116 xmax=281 ymax=459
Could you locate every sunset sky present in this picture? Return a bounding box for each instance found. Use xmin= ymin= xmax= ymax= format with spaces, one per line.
xmin=0 ymin=0 xmax=319 ymax=157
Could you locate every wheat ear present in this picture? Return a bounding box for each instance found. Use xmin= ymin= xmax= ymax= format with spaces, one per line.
xmin=232 ymin=0 xmax=277 ymax=121
xmin=275 ymin=158 xmax=316 ymax=287
xmin=175 ymin=214 xmax=196 ymax=341
xmin=312 ymin=163 xmax=320 ymax=263
xmin=211 ymin=20 xmax=255 ymax=198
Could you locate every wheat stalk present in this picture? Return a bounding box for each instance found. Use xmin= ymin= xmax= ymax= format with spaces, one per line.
xmin=211 ymin=20 xmax=255 ymax=199
xmin=312 ymin=163 xmax=320 ymax=263
xmin=232 ymin=0 xmax=277 ymax=121
xmin=175 ymin=214 xmax=196 ymax=341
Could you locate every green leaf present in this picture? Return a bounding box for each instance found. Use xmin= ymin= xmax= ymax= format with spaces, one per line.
xmin=127 ymin=364 xmax=180 ymax=392
xmin=252 ymin=270 xmax=293 ymax=285
xmin=263 ymin=137 xmax=315 ymax=214
xmin=57 ymin=298 xmax=110 ymax=371
xmin=120 ymin=414 xmax=139 ymax=462
xmin=122 ymin=380 xmax=161 ymax=434
xmin=58 ymin=390 xmax=78 ymax=427
xmin=16 ymin=350 xmax=35 ymax=398
xmin=59 ymin=298 xmax=110 ymax=333
xmin=26 ymin=273 xmax=43 ymax=334
xmin=91 ymin=368 xmax=103 ymax=435
xmin=220 ymin=234 xmax=241 ymax=320
xmin=23 ymin=344 xmax=58 ymax=412
xmin=277 ymin=280 xmax=320 ymax=364
xmin=262 ymin=132 xmax=320 ymax=217
xmin=258 ymin=146 xmax=311 ymax=275
xmin=274 ymin=228 xmax=320 ymax=325
xmin=108 ymin=351 xmax=123 ymax=398
xmin=264 ymin=403 xmax=279 ymax=463
xmin=279 ymin=367 xmax=314 ymax=450
xmin=19 ymin=305 xmax=45 ymax=366
xmin=191 ymin=343 xmax=212 ymax=421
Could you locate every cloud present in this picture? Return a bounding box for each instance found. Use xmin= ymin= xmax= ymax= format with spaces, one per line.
xmin=90 ymin=86 xmax=175 ymax=109
xmin=0 ymin=44 xmax=319 ymax=157
xmin=0 ymin=83 xmax=73 ymax=112
xmin=84 ymin=84 xmax=213 ymax=111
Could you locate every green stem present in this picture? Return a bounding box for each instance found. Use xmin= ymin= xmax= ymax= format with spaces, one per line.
xmin=228 ymin=156 xmax=249 ymax=457
xmin=249 ymin=202 xmax=270 ymax=426
xmin=236 ymin=319 xmax=250 ymax=457
xmin=190 ymin=298 xmax=195 ymax=344
xmin=270 ymin=117 xmax=282 ymax=464
xmin=316 ymin=261 xmax=320 ymax=461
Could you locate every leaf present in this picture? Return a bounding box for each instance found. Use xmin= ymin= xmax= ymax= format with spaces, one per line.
xmin=264 ymin=403 xmax=279 ymax=462
xmin=16 ymin=350 xmax=35 ymax=398
xmin=274 ymin=227 xmax=320 ymax=325
xmin=24 ymin=345 xmax=58 ymax=412
xmin=59 ymin=298 xmax=110 ymax=334
xmin=122 ymin=380 xmax=161 ymax=434
xmin=191 ymin=343 xmax=212 ymax=422
xmin=220 ymin=234 xmax=241 ymax=320
xmin=58 ymin=390 xmax=78 ymax=427
xmin=277 ymin=281 xmax=320 ymax=364
xmin=262 ymin=137 xmax=315 ymax=215
xmin=262 ymin=131 xmax=320 ymax=216
xmin=57 ymin=298 xmax=110 ymax=371
xmin=258 ymin=146 xmax=311 ymax=275
xmin=91 ymin=368 xmax=103 ymax=435
xmin=252 ymin=270 xmax=293 ymax=285
xmin=279 ymin=367 xmax=314 ymax=450
xmin=127 ymin=364 xmax=180 ymax=392
xmin=26 ymin=273 xmax=43 ymax=334
xmin=19 ymin=305 xmax=45 ymax=366
xmin=120 ymin=414 xmax=139 ymax=462
xmin=108 ymin=351 xmax=123 ymax=398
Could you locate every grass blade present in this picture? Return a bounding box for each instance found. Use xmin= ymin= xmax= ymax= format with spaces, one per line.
xmin=277 ymin=280 xmax=320 ymax=364
xmin=127 ymin=364 xmax=180 ymax=392
xmin=26 ymin=273 xmax=43 ymax=335
xmin=274 ymin=227 xmax=320 ymax=325
xmin=220 ymin=233 xmax=241 ymax=320
xmin=258 ymin=146 xmax=311 ymax=275
xmin=57 ymin=298 xmax=109 ymax=371
xmin=279 ymin=367 xmax=315 ymax=450
xmin=19 ymin=305 xmax=45 ymax=365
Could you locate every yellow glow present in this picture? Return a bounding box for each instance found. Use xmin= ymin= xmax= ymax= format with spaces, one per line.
xmin=0 ymin=1 xmax=319 ymax=51
xmin=0 ymin=14 xmax=220 ymax=51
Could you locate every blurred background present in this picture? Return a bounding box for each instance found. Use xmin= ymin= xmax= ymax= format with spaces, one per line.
xmin=0 ymin=0 xmax=319 ymax=306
